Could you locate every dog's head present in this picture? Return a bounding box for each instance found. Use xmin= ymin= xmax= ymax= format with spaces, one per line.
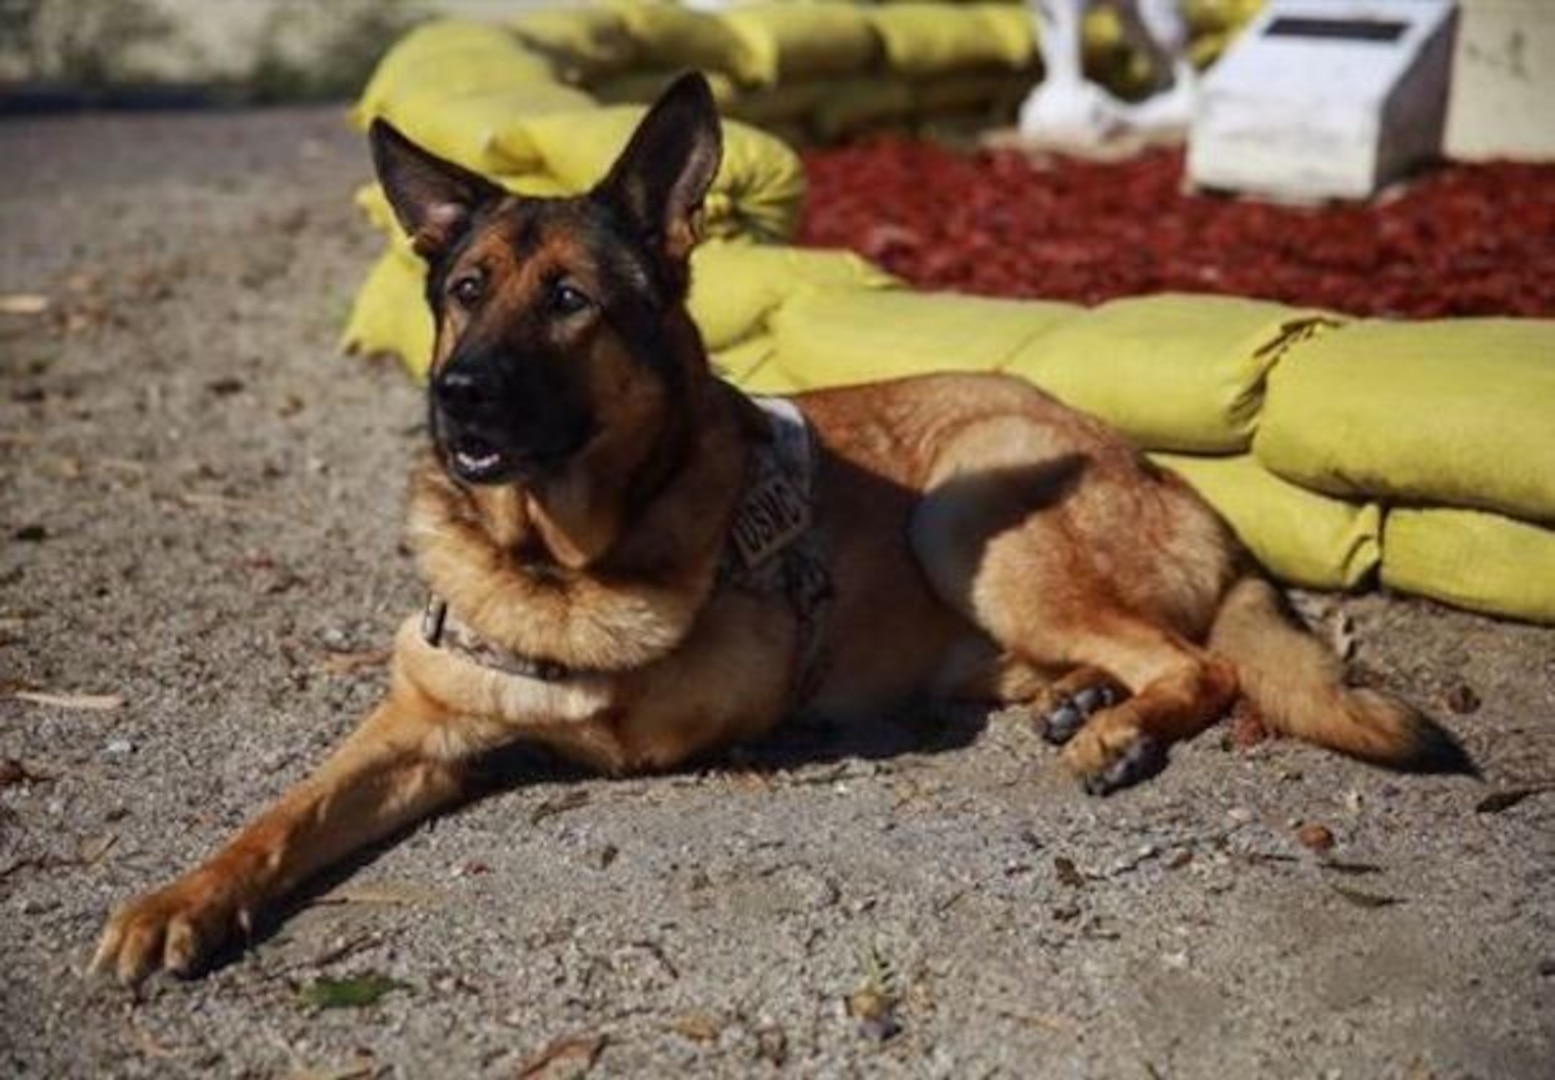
xmin=370 ymin=73 xmax=723 ymax=486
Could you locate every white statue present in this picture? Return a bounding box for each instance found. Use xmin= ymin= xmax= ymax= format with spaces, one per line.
xmin=1018 ymin=0 xmax=1197 ymax=145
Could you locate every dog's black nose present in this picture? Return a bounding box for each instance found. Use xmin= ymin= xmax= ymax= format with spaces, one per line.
xmin=432 ymin=364 xmax=489 ymax=420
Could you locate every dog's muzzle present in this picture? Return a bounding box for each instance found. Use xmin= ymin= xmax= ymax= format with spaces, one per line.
xmin=430 ymin=362 xmax=591 ymax=485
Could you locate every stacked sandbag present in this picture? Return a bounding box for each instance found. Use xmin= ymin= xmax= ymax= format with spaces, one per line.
xmin=1008 ymin=295 xmax=1342 ymax=455
xmin=755 ymin=289 xmax=1381 ymax=592
xmin=345 ymin=17 xmax=811 ymax=374
xmin=745 ymin=287 xmax=1555 ymax=618
xmin=350 ymin=19 xmax=806 ymax=241
xmin=353 ymin=20 xmax=591 ymax=177
xmin=1006 ymin=296 xmax=1381 ymax=591
xmin=1083 ymin=0 xmax=1264 ymax=96
xmin=341 ymin=4 xmax=1555 ymax=625
xmin=346 ymin=221 xmax=900 ymax=390
xmin=1254 ymin=319 xmax=1555 ymax=621
xmin=424 ymin=2 xmax=1267 ymax=145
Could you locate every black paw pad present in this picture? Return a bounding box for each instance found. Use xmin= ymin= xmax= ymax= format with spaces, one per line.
xmin=1039 ymin=683 xmax=1123 ymax=746
xmin=1041 ymin=702 xmax=1086 ymax=745
xmin=1081 ymin=735 xmax=1168 ymax=796
xmin=1073 ymin=684 xmax=1120 ymax=714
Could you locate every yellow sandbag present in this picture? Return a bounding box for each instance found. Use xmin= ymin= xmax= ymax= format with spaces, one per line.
xmin=591 ymin=68 xmax=741 ymax=108
xmin=689 ymin=240 xmax=901 ymax=351
xmin=353 ymin=20 xmax=556 ymax=130
xmin=912 ymin=71 xmax=1034 ymax=114
xmin=606 ymin=0 xmax=754 ymax=78
xmin=726 ymin=81 xmax=827 ymax=127
xmin=978 ymin=3 xmax=1043 ymax=67
xmin=716 ymin=334 xmax=783 ymax=390
xmin=368 ymin=84 xmax=597 ymax=177
xmin=869 ymin=3 xmax=1038 ymax=78
xmin=1152 ymin=454 xmax=1381 ymax=591
xmin=515 ymin=105 xmax=807 ymax=242
xmin=1008 ymin=295 xmax=1343 ymax=454
xmin=769 ymin=289 xmax=1079 ymax=390
xmin=812 ymin=77 xmax=916 ymax=141
xmin=352 ymin=19 xmax=588 ymax=176
xmin=343 ymin=248 xmax=435 ymax=377
xmin=1255 ymin=319 xmax=1555 ymax=524
xmin=1382 ymin=508 xmax=1555 ymax=625
xmin=1183 ymin=0 xmax=1266 ymax=36
xmin=342 ymin=239 xmax=897 ymax=383
xmin=510 ymin=7 xmax=637 ymax=78
xmin=720 ymin=4 xmax=880 ymax=87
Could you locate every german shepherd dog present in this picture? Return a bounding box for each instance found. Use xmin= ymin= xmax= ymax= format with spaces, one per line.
xmin=93 ymin=74 xmax=1471 ymax=985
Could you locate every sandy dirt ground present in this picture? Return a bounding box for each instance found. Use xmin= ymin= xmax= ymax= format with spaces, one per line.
xmin=1 ymin=107 xmax=1553 ymax=1080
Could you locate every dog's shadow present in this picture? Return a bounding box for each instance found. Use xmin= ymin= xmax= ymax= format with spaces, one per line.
xmin=193 ymin=454 xmax=1091 ymax=980
xmin=197 ymin=705 xmax=995 ymax=983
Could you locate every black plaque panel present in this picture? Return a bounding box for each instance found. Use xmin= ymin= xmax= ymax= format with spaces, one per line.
xmin=1264 ymin=17 xmax=1408 ymax=43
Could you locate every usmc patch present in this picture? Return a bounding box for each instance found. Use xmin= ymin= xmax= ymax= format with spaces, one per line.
xmin=731 ymin=469 xmax=810 ymax=569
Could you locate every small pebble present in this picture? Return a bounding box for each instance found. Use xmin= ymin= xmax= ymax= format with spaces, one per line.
xmin=104 ymin=739 xmax=134 ymax=756
xmin=1296 ymin=823 xmax=1335 ymax=853
xmin=1445 ymin=684 xmax=1481 ymax=715
xmin=754 ymin=1024 xmax=788 ymax=1066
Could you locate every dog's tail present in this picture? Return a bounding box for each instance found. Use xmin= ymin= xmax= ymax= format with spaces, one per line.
xmin=1208 ymin=576 xmax=1476 ymax=775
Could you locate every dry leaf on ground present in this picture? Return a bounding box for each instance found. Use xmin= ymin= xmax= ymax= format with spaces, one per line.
xmin=0 ymin=294 xmax=50 ymax=315
xmin=8 ymin=691 xmax=123 ymax=711
xmin=516 ymin=1032 xmax=607 ymax=1079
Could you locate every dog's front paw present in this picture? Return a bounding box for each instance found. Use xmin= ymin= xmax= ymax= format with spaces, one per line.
xmin=1060 ymin=709 xmax=1168 ymax=796
xmin=91 ymin=871 xmax=254 ymax=986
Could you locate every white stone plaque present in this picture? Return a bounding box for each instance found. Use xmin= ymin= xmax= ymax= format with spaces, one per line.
xmin=1187 ymin=0 xmax=1460 ymax=200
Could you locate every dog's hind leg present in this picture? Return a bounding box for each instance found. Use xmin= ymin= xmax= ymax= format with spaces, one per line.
xmin=965 ymin=555 xmax=1237 ymax=794
xmin=909 ymin=421 xmax=1236 ymax=793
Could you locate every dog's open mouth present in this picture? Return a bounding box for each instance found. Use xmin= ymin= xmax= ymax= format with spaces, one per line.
xmin=446 ymin=434 xmax=510 ymax=484
xmin=436 ymin=412 xmax=597 ymax=486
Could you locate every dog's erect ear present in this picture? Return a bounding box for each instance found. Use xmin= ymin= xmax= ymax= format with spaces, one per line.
xmin=369 ymin=119 xmax=505 ymax=260
xmin=594 ymin=72 xmax=723 ymax=265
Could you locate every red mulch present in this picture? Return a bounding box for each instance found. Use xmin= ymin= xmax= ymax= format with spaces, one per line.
xmin=796 ymin=140 xmax=1555 ymax=318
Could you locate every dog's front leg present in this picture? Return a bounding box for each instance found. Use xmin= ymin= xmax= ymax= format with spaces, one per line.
xmin=92 ymin=686 xmax=470 ymax=985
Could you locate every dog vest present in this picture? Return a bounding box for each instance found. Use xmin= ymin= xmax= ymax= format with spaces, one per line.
xmin=422 ymin=395 xmax=833 ymax=706
xmin=719 ymin=396 xmax=833 ymax=705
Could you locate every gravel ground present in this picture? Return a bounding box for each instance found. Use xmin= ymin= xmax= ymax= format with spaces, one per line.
xmin=2 ymin=107 xmax=1553 ymax=1080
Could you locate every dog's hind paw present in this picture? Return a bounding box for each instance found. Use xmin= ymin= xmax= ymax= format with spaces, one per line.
xmin=1037 ymin=678 xmax=1124 ymax=745
xmin=1077 ymin=734 xmax=1168 ymax=796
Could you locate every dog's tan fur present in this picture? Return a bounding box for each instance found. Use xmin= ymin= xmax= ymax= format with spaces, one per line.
xmin=93 ymin=75 xmax=1469 ymax=985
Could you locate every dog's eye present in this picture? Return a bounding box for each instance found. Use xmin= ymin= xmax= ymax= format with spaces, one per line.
xmin=449 ymin=274 xmax=484 ymax=310
xmin=550 ymin=282 xmax=591 ymax=317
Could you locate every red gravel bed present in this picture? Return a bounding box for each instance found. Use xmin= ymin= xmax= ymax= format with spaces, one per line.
xmin=797 ymin=139 xmax=1555 ymax=318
